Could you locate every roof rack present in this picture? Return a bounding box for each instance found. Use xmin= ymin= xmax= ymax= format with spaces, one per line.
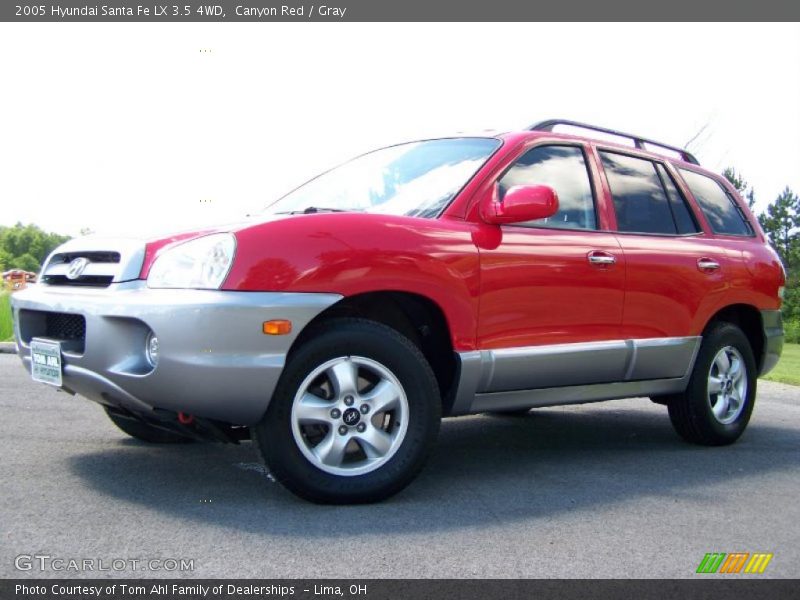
xmin=528 ymin=119 xmax=700 ymax=165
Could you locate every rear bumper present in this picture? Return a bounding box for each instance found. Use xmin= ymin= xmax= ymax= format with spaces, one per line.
xmin=11 ymin=282 xmax=341 ymax=425
xmin=760 ymin=309 xmax=784 ymax=376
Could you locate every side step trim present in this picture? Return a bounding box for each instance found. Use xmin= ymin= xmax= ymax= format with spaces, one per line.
xmin=449 ymin=336 xmax=700 ymax=415
xmin=470 ymin=377 xmax=687 ymax=414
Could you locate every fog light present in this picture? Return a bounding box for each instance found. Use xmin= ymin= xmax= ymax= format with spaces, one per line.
xmin=146 ymin=332 xmax=159 ymax=367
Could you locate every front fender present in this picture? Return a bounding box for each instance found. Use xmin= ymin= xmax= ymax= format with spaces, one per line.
xmin=223 ymin=214 xmax=481 ymax=351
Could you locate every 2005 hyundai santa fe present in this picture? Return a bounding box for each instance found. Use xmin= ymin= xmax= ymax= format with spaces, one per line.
xmin=11 ymin=119 xmax=785 ymax=503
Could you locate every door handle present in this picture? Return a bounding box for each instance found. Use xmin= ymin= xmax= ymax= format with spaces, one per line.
xmin=588 ymin=251 xmax=616 ymax=266
xmin=697 ymin=258 xmax=721 ymax=272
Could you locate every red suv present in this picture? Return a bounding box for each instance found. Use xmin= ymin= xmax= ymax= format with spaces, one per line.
xmin=11 ymin=120 xmax=785 ymax=504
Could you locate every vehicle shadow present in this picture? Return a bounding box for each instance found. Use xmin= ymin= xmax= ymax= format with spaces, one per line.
xmin=68 ymin=401 xmax=800 ymax=536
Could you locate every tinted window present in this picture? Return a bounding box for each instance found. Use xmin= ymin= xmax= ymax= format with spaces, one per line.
xmin=600 ymin=152 xmax=677 ymax=235
xmin=655 ymin=164 xmax=700 ymax=234
xmin=498 ymin=145 xmax=596 ymax=230
xmin=679 ymin=169 xmax=753 ymax=235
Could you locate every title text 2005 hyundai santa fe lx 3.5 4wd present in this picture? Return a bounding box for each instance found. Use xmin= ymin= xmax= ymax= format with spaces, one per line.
xmin=11 ymin=120 xmax=785 ymax=503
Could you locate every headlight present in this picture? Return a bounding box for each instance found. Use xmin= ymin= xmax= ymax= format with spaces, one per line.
xmin=147 ymin=233 xmax=236 ymax=289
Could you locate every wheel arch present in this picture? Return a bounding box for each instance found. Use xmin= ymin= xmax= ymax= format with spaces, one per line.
xmin=703 ymin=303 xmax=766 ymax=373
xmin=287 ymin=291 xmax=460 ymax=413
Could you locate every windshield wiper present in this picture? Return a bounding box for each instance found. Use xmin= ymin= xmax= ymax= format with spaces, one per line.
xmin=275 ymin=206 xmax=357 ymax=215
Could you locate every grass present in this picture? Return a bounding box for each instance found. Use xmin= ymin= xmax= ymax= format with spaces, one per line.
xmin=0 ymin=291 xmax=12 ymax=342
xmin=762 ymin=342 xmax=800 ymax=386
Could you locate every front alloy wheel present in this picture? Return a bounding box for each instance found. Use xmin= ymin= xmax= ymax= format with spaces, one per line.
xmin=291 ymin=356 xmax=409 ymax=477
xmin=252 ymin=318 xmax=441 ymax=504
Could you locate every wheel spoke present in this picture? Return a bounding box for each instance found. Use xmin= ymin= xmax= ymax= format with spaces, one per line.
xmin=361 ymin=379 xmax=400 ymax=414
xmin=313 ymin=431 xmax=350 ymax=467
xmin=708 ymin=376 xmax=723 ymax=394
xmin=355 ymin=427 xmax=393 ymax=459
xmin=712 ymin=394 xmax=730 ymax=419
xmin=714 ymin=350 xmax=731 ymax=375
xmin=327 ymin=359 xmax=359 ymax=397
xmin=729 ymin=386 xmax=743 ymax=410
xmin=295 ymin=393 xmax=334 ymax=424
xmin=729 ymin=357 xmax=744 ymax=383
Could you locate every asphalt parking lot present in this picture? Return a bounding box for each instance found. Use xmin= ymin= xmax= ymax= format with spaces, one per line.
xmin=1 ymin=352 xmax=799 ymax=579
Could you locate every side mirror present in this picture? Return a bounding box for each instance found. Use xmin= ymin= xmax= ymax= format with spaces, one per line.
xmin=480 ymin=184 xmax=559 ymax=225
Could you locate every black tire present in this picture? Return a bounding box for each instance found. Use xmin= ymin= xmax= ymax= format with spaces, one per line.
xmin=252 ymin=318 xmax=441 ymax=504
xmin=104 ymin=407 xmax=193 ymax=444
xmin=667 ymin=322 xmax=757 ymax=446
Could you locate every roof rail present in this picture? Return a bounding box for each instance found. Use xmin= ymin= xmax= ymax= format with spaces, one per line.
xmin=528 ymin=119 xmax=700 ymax=165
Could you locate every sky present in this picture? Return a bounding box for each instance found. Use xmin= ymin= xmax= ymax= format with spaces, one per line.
xmin=0 ymin=22 xmax=798 ymax=237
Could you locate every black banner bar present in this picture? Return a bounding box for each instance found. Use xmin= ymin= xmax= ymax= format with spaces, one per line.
xmin=3 ymin=580 xmax=800 ymax=600
xmin=3 ymin=0 xmax=800 ymax=22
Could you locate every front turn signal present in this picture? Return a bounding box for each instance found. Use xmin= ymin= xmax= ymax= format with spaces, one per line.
xmin=263 ymin=320 xmax=292 ymax=335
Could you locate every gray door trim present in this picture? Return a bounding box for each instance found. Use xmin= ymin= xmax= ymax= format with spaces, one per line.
xmin=469 ymin=376 xmax=690 ymax=414
xmin=449 ymin=336 xmax=700 ymax=415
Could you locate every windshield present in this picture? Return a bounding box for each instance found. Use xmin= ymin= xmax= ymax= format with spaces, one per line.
xmin=266 ymin=137 xmax=501 ymax=218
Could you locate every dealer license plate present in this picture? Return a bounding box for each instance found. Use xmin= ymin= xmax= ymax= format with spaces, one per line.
xmin=30 ymin=338 xmax=63 ymax=386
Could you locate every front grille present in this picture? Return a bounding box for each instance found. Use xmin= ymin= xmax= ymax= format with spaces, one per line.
xmin=51 ymin=251 xmax=120 ymax=264
xmin=42 ymin=251 xmax=121 ymax=288
xmin=19 ymin=310 xmax=86 ymax=353
xmin=46 ymin=312 xmax=86 ymax=341
xmin=40 ymin=239 xmax=145 ymax=288
xmin=42 ymin=275 xmax=114 ymax=287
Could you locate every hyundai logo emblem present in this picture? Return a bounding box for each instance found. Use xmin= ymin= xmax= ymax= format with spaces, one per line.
xmin=66 ymin=257 xmax=90 ymax=280
xmin=343 ymin=408 xmax=361 ymax=426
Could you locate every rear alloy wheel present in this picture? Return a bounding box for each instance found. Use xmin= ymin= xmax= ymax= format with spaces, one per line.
xmin=667 ymin=322 xmax=757 ymax=446
xmin=706 ymin=346 xmax=748 ymax=425
xmin=252 ymin=319 xmax=441 ymax=504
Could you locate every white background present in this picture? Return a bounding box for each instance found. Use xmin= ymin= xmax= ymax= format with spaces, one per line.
xmin=0 ymin=22 xmax=798 ymax=237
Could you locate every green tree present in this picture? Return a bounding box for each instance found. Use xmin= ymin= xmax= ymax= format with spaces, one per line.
xmin=758 ymin=186 xmax=800 ymax=323
xmin=723 ymin=167 xmax=756 ymax=209
xmin=13 ymin=253 xmax=41 ymax=273
xmin=0 ymin=223 xmax=70 ymax=271
xmin=758 ymin=187 xmax=798 ymax=266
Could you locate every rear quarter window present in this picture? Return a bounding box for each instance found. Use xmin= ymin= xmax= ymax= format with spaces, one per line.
xmin=678 ymin=169 xmax=753 ymax=236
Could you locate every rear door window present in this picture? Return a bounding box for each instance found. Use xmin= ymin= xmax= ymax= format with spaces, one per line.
xmin=655 ymin=164 xmax=700 ymax=235
xmin=600 ymin=152 xmax=680 ymax=235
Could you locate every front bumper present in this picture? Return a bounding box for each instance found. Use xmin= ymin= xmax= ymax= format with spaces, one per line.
xmin=11 ymin=282 xmax=341 ymax=425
